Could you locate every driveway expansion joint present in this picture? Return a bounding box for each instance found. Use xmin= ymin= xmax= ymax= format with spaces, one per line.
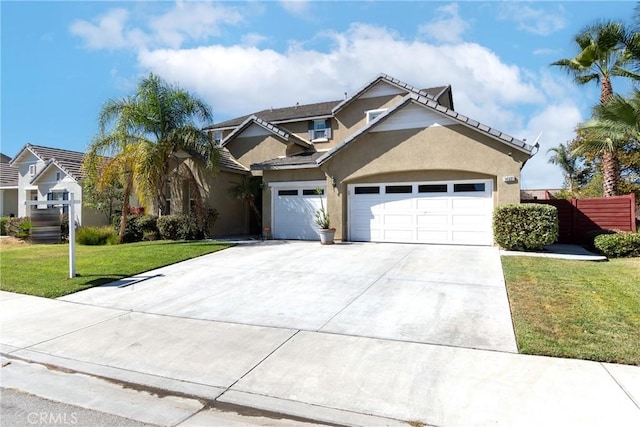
xmin=601 ymin=363 xmax=640 ymax=410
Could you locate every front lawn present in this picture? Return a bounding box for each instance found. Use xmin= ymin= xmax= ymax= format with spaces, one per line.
xmin=0 ymin=240 xmax=232 ymax=298
xmin=502 ymin=256 xmax=640 ymax=365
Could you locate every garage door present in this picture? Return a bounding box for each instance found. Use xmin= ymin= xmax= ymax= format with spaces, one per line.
xmin=348 ymin=179 xmax=493 ymax=245
xmin=271 ymin=181 xmax=326 ymax=240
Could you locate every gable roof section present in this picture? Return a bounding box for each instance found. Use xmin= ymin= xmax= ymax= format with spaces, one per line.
xmin=331 ymin=73 xmax=441 ymax=115
xmin=10 ymin=144 xmax=86 ymax=182
xmin=207 ymin=100 xmax=341 ymax=130
xmin=251 ymin=151 xmax=324 ymax=171
xmin=317 ymin=93 xmax=532 ymax=166
xmin=221 ymin=115 xmax=311 ymax=148
xmin=29 ymin=158 xmax=76 ymax=184
xmin=219 ymin=148 xmax=250 ymax=173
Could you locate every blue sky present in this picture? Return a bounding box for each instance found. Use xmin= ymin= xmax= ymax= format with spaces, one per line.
xmin=1 ymin=1 xmax=636 ymax=189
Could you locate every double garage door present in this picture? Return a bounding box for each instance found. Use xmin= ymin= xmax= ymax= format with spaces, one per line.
xmin=349 ymin=179 xmax=493 ymax=245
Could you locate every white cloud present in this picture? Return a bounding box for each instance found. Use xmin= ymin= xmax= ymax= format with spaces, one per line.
xmin=71 ymin=1 xmax=242 ymax=51
xmin=419 ymin=3 xmax=470 ymax=44
xmin=241 ymin=32 xmax=269 ymax=47
xmin=532 ymin=48 xmax=562 ymax=56
xmin=498 ymin=3 xmax=566 ymax=36
xmin=148 ymin=1 xmax=243 ymax=49
xmin=70 ymin=8 xmax=148 ymax=50
xmin=280 ymin=0 xmax=310 ymax=16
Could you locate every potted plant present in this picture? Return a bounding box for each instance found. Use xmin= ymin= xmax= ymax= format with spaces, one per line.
xmin=315 ymin=188 xmax=335 ymax=245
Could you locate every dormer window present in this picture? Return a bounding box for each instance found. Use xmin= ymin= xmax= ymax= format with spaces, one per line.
xmin=29 ymin=164 xmax=36 ymax=176
xmin=308 ymin=119 xmax=332 ymax=142
xmin=212 ymin=131 xmax=223 ymax=145
xmin=366 ymin=108 xmax=388 ymax=123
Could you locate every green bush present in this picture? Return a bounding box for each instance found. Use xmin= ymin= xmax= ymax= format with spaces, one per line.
xmin=136 ymin=215 xmax=158 ymax=233
xmin=0 ymin=217 xmax=8 ymax=235
xmin=594 ymin=232 xmax=640 ymax=258
xmin=493 ymin=204 xmax=559 ymax=251
xmin=76 ymin=226 xmax=118 ymax=245
xmin=157 ymin=214 xmax=201 ymax=240
xmin=5 ymin=217 xmax=31 ymax=239
xmin=113 ymin=214 xmax=144 ymax=243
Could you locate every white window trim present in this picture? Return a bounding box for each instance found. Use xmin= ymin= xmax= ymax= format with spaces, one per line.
xmin=366 ymin=108 xmax=388 ymax=124
xmin=56 ymin=171 xmax=62 ymax=181
xmin=311 ymin=119 xmax=330 ymax=142
xmin=212 ymin=131 xmax=223 ymax=145
xmin=29 ymin=164 xmax=36 ymax=176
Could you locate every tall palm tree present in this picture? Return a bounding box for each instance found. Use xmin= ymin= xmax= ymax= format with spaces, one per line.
xmin=577 ymin=90 xmax=640 ymax=196
xmin=551 ymin=20 xmax=638 ymax=104
xmin=84 ymin=101 xmax=147 ymax=242
xmin=547 ymin=143 xmax=579 ymax=193
xmin=131 ymin=74 xmax=217 ymax=215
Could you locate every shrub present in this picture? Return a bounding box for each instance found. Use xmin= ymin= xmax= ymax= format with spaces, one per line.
xmin=157 ymin=214 xmax=201 ymax=240
xmin=0 ymin=217 xmax=8 ymax=235
xmin=493 ymin=204 xmax=558 ymax=251
xmin=5 ymin=217 xmax=31 ymax=239
xmin=136 ymin=215 xmax=158 ymax=233
xmin=76 ymin=226 xmax=118 ymax=245
xmin=594 ymin=232 xmax=640 ymax=258
xmin=113 ymin=214 xmax=144 ymax=243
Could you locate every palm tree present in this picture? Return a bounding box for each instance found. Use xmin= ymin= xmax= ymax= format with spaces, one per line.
xmin=547 ymin=143 xmax=580 ymax=193
xmin=228 ymin=176 xmax=262 ymax=229
xmin=130 ymin=74 xmax=217 ymax=216
xmin=552 ymin=20 xmax=638 ymax=104
xmin=577 ymin=90 xmax=640 ymax=196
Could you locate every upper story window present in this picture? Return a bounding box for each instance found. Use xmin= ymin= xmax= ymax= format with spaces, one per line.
xmin=308 ymin=119 xmax=332 ymax=141
xmin=29 ymin=164 xmax=36 ymax=176
xmin=56 ymin=171 xmax=62 ymax=181
xmin=366 ymin=108 xmax=388 ymax=124
xmin=212 ymin=131 xmax=223 ymax=145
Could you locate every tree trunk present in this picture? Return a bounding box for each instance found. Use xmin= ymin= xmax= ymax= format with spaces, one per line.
xmin=248 ymin=199 xmax=262 ymax=229
xmin=602 ymin=149 xmax=620 ymax=197
xmin=119 ymin=172 xmax=133 ymax=242
xmin=600 ymin=77 xmax=613 ymax=104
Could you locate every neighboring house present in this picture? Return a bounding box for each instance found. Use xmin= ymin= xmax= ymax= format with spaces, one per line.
xmin=9 ymin=144 xmax=106 ymax=226
xmin=0 ymin=153 xmax=19 ymax=217
xmin=202 ymin=73 xmax=534 ymax=245
xmin=521 ymin=189 xmax=562 ymax=201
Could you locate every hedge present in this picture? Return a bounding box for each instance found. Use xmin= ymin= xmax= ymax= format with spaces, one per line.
xmin=493 ymin=204 xmax=558 ymax=251
xmin=76 ymin=226 xmax=118 ymax=245
xmin=157 ymin=214 xmax=201 ymax=240
xmin=594 ymin=232 xmax=640 ymax=258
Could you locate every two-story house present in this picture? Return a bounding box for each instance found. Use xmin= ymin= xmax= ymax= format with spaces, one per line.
xmin=202 ymin=73 xmax=534 ymax=245
xmin=9 ymin=144 xmax=106 ymax=226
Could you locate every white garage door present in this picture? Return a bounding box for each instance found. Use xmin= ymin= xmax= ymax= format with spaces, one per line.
xmin=271 ymin=181 xmax=326 ymax=240
xmin=349 ymin=179 xmax=493 ymax=245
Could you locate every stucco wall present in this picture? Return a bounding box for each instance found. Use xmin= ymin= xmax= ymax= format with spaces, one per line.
xmin=226 ymin=135 xmax=288 ymax=169
xmin=334 ymin=94 xmax=404 ymax=143
xmin=320 ymin=124 xmax=528 ymax=240
xmin=261 ymin=168 xmax=327 ymax=234
xmin=1 ymin=189 xmax=18 ymax=217
xmin=207 ymin=170 xmax=251 ymax=237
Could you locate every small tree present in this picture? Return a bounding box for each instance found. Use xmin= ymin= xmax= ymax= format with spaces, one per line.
xmin=228 ymin=176 xmax=262 ymax=229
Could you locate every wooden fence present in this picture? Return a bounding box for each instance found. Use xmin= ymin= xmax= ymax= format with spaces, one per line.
xmin=524 ymin=193 xmax=637 ymax=244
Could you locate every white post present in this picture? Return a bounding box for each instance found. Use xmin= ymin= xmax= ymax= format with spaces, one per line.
xmin=68 ymin=193 xmax=76 ymax=278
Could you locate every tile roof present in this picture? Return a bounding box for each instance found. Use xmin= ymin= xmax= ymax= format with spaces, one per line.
xmin=251 ymin=151 xmax=324 ymax=171
xmin=207 ymin=100 xmax=341 ymax=130
xmin=10 ymin=144 xmax=87 ymax=182
xmin=218 ymin=148 xmax=249 ymax=173
xmin=0 ymin=159 xmax=18 ymax=187
xmin=317 ymin=93 xmax=532 ymax=166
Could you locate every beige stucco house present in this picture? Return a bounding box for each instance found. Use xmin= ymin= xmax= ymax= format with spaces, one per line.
xmin=204 ymin=74 xmax=534 ymax=245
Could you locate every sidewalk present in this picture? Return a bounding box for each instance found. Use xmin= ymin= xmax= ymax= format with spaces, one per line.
xmin=1 ymin=290 xmax=639 ymax=426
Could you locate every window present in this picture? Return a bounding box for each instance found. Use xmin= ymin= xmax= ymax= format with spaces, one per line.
xmin=366 ymin=109 xmax=388 ymax=123
xmin=278 ymin=189 xmax=298 ymax=196
xmin=47 ymin=191 xmax=69 ymax=214
xmin=308 ymin=119 xmax=332 ymax=141
xmin=56 ymin=171 xmax=62 ymax=181
xmin=302 ymin=189 xmax=323 ymax=196
xmin=354 ymin=186 xmax=380 ymax=194
xmin=212 ymin=131 xmax=223 ymax=145
xmin=385 ymin=185 xmax=412 ymax=194
xmin=29 ymin=164 xmax=36 ymax=176
xmin=454 ymin=183 xmax=485 ymax=192
xmin=418 ymin=184 xmax=448 ymax=193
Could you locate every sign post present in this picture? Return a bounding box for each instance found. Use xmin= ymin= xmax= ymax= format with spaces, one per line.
xmin=25 ymin=194 xmax=77 ymax=278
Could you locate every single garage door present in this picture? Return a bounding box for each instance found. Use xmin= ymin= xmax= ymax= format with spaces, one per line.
xmin=349 ymin=179 xmax=493 ymax=245
xmin=271 ymin=181 xmax=326 ymax=240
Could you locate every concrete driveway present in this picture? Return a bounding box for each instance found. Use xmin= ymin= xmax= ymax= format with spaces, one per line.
xmin=60 ymin=241 xmax=517 ymax=352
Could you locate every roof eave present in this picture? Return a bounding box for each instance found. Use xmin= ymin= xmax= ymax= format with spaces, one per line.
xmin=251 ymin=163 xmax=319 ymax=171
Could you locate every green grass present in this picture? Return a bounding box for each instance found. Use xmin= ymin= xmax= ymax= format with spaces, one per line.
xmin=0 ymin=240 xmax=232 ymax=298
xmin=502 ymin=256 xmax=640 ymax=365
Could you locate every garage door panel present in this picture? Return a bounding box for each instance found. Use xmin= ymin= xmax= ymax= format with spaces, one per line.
xmin=273 ymin=184 xmax=325 ymax=240
xmin=349 ymin=179 xmax=493 ymax=245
